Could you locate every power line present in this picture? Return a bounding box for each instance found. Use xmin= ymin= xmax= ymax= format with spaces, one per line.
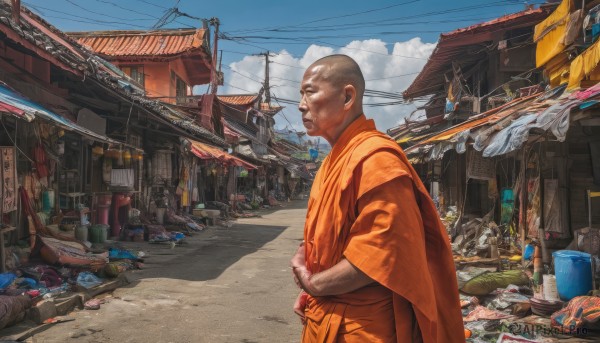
xmin=222 ymin=65 xmax=264 ymax=84
xmin=287 ymin=0 xmax=421 ymax=27
xmin=93 ymin=0 xmax=160 ymax=19
xmin=131 ymin=0 xmax=168 ymax=10
xmin=224 ymin=82 xmax=257 ymax=93
xmin=366 ymin=72 xmax=420 ymax=81
xmin=250 ymin=15 xmax=499 ymax=33
xmin=63 ymin=0 xmax=153 ymax=22
xmin=227 ymin=0 xmax=420 ymax=34
xmin=227 ymin=1 xmax=543 ymax=34
xmin=271 ymin=92 xmax=303 ymax=137
xmin=226 ymin=38 xmax=429 ymax=60
xmin=25 ymin=3 xmax=151 ymax=24
xmin=24 ymin=4 xmax=151 ymax=29
xmin=92 ymin=0 xmax=192 ymax=27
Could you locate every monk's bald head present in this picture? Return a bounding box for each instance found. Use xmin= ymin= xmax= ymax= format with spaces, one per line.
xmin=307 ymin=55 xmax=365 ymax=99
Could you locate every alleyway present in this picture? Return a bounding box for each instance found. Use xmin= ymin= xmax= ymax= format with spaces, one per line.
xmin=27 ymin=202 xmax=307 ymax=343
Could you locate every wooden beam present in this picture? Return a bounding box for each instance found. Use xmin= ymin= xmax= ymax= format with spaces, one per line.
xmin=69 ymin=93 xmax=119 ymax=112
xmin=580 ymin=118 xmax=600 ymax=126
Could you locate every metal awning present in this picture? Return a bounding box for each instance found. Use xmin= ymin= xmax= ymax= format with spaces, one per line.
xmin=0 ymin=84 xmax=138 ymax=149
xmin=186 ymin=139 xmax=257 ymax=170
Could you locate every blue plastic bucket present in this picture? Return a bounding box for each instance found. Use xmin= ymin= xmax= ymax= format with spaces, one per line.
xmin=553 ymin=250 xmax=593 ymax=301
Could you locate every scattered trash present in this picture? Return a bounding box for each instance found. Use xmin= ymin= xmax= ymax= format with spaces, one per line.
xmin=76 ymin=272 xmax=103 ymax=289
xmin=84 ymin=298 xmax=105 ymax=310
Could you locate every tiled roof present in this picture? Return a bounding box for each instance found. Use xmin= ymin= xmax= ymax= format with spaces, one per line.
xmin=403 ymin=7 xmax=552 ymax=100
xmin=69 ymin=28 xmax=208 ymax=58
xmin=218 ymin=94 xmax=259 ymax=106
xmin=0 ymin=2 xmax=90 ymax=76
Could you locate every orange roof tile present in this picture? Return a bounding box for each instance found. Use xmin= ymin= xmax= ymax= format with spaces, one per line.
xmin=69 ymin=28 xmax=209 ymax=58
xmin=218 ymin=94 xmax=259 ymax=106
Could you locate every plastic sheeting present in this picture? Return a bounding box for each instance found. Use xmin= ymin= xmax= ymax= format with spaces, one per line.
xmin=482 ymin=114 xmax=538 ymax=157
xmin=482 ymin=99 xmax=579 ymax=157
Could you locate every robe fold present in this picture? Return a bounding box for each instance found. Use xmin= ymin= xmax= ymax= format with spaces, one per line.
xmin=301 ymin=114 xmax=464 ymax=343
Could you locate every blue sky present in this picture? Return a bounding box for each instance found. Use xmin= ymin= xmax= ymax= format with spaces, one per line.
xmin=24 ymin=0 xmax=545 ymax=130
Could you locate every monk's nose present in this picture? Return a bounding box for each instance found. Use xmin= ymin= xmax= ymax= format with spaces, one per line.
xmin=298 ymin=100 xmax=307 ymax=113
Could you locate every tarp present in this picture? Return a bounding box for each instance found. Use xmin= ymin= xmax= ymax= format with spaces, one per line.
xmin=406 ymin=88 xmax=581 ymax=160
xmin=545 ymin=52 xmax=571 ymax=88
xmin=534 ymin=0 xmax=572 ymax=67
xmin=417 ymin=94 xmax=541 ymax=145
xmin=482 ymin=98 xmax=579 ymax=157
xmin=568 ymin=37 xmax=600 ymax=89
xmin=188 ymin=139 xmax=257 ymax=170
xmin=0 ymin=84 xmax=137 ymax=148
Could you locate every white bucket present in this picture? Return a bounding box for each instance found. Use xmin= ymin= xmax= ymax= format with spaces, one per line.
xmin=543 ymin=274 xmax=560 ymax=301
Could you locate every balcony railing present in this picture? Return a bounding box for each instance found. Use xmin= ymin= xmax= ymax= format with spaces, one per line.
xmin=147 ymin=95 xmax=203 ymax=107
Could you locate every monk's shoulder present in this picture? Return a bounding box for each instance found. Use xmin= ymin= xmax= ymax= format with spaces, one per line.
xmin=350 ymin=138 xmax=413 ymax=198
xmin=352 ymin=136 xmax=410 ymax=176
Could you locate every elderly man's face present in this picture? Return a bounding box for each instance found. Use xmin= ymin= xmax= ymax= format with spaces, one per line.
xmin=298 ymin=65 xmax=346 ymax=141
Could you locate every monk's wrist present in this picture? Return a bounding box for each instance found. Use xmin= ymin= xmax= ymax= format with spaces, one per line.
xmin=296 ymin=267 xmax=321 ymax=296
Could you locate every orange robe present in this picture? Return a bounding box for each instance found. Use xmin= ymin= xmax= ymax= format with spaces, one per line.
xmin=302 ymin=115 xmax=464 ymax=343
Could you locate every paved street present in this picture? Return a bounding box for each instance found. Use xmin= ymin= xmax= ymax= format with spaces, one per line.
xmin=29 ymin=201 xmax=307 ymax=343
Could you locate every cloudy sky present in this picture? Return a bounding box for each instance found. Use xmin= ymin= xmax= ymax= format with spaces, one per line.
xmin=25 ymin=0 xmax=539 ymax=131
xmin=226 ymin=38 xmax=436 ymax=132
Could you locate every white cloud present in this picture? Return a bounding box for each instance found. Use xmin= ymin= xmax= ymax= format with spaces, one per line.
xmin=224 ymin=38 xmax=436 ymax=133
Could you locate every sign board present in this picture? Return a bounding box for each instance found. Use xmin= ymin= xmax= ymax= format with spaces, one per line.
xmin=1 ymin=147 xmax=17 ymax=213
xmin=467 ymin=149 xmax=495 ymax=180
xmin=77 ymin=108 xmax=106 ymax=136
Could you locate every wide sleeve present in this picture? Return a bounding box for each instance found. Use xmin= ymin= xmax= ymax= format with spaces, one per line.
xmin=342 ymin=150 xmax=464 ymax=343
xmin=343 ymin=176 xmax=435 ymax=300
xmin=342 ymin=153 xmax=439 ymax=330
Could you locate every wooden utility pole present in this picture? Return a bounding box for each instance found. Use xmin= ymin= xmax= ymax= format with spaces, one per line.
xmin=255 ymin=52 xmax=275 ymax=104
xmin=209 ymin=17 xmax=220 ymax=95
xmin=11 ymin=0 xmax=20 ymax=24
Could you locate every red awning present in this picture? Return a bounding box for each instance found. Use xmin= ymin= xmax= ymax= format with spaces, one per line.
xmin=189 ymin=140 xmax=257 ymax=170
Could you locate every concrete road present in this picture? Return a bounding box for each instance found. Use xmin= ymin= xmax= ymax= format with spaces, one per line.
xmin=29 ymin=201 xmax=307 ymax=343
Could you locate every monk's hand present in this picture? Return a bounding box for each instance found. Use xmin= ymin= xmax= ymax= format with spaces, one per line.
xmin=290 ymin=241 xmax=306 ymax=269
xmin=293 ymin=291 xmax=308 ymax=324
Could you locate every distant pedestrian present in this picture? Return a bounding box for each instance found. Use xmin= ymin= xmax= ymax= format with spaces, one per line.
xmin=290 ymin=54 xmax=464 ymax=342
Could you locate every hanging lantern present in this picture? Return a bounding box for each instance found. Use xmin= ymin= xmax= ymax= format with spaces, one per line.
xmin=123 ymin=149 xmax=132 ymax=168
xmin=92 ymin=146 xmax=104 ymax=156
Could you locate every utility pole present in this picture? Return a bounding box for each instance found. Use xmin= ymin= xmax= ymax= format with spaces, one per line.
xmin=209 ymin=17 xmax=220 ymax=95
xmin=11 ymin=0 xmax=20 ymax=24
xmin=254 ymin=51 xmax=275 ymax=104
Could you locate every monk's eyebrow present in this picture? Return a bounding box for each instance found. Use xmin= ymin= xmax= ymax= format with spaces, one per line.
xmin=301 ymin=82 xmax=313 ymax=91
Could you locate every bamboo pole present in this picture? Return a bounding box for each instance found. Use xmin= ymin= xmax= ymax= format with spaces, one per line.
xmin=520 ymin=146 xmax=529 ymax=266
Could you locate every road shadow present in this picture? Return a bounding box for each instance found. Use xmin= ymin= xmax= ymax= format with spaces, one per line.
xmin=248 ymin=199 xmax=308 ymax=217
xmin=121 ymin=222 xmax=288 ymax=283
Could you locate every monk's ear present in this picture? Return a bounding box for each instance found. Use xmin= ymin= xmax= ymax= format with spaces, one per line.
xmin=343 ymin=85 xmax=356 ymax=110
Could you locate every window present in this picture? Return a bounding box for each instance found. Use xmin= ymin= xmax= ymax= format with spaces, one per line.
xmin=121 ymin=66 xmax=145 ymax=88
xmin=176 ymin=77 xmax=187 ymax=97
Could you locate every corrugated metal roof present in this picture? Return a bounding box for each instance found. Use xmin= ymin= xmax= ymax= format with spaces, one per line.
xmin=160 ymin=103 xmax=227 ymax=146
xmin=403 ymin=7 xmax=552 ymax=100
xmin=70 ymin=29 xmax=207 ymax=57
xmin=0 ymin=84 xmax=138 ymax=149
xmin=418 ymin=93 xmax=542 ymax=145
xmin=218 ymin=94 xmax=259 ymax=106
xmin=188 ymin=139 xmax=257 ymax=170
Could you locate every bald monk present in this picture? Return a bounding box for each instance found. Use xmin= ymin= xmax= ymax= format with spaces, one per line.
xmin=290 ymin=55 xmax=464 ymax=343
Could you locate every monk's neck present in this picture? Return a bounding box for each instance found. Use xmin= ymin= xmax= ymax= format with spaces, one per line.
xmin=325 ymin=113 xmax=364 ymax=146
